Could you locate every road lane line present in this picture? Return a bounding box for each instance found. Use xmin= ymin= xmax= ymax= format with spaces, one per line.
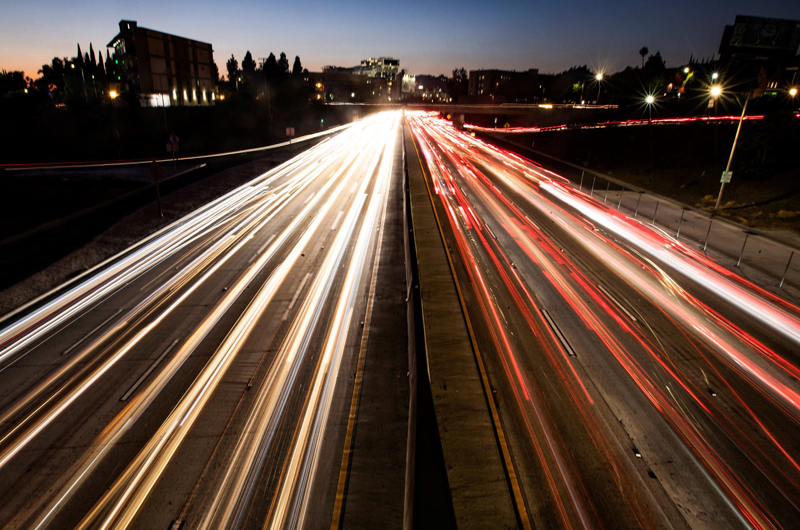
xmin=331 ymin=211 xmax=344 ymax=231
xmin=248 ymin=234 xmax=276 ymax=264
xmin=330 ymin=159 xmax=389 ymax=530
xmin=597 ymin=284 xmax=639 ymax=323
xmin=282 ymin=273 xmax=312 ymax=321
xmin=120 ymin=339 xmax=180 ymax=402
xmin=541 ymin=309 xmax=577 ymax=357
xmin=61 ymin=309 xmax=123 ymax=356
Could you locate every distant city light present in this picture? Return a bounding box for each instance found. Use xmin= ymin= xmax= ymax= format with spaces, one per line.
xmin=711 ymin=72 xmax=719 ymax=80
xmin=683 ymin=67 xmax=690 ymax=74
xmin=710 ymin=85 xmax=722 ymax=98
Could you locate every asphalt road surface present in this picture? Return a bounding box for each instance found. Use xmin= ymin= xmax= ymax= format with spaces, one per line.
xmin=0 ymin=111 xmax=404 ymax=529
xmin=407 ymin=111 xmax=800 ymax=530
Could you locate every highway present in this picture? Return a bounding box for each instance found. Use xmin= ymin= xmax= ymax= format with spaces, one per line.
xmin=0 ymin=111 xmax=403 ymax=529
xmin=407 ymin=111 xmax=800 ymax=529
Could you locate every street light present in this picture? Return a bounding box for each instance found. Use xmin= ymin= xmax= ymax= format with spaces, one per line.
xmin=683 ymin=66 xmax=690 ymax=74
xmin=109 ymin=90 xmax=118 ymax=99
xmin=790 ymin=87 xmax=798 ymax=97
xmin=710 ymin=85 xmax=722 ymax=98
xmin=595 ymin=72 xmax=603 ymax=103
xmin=645 ymin=94 xmax=655 ymax=105
xmin=711 ymin=72 xmax=719 ymax=80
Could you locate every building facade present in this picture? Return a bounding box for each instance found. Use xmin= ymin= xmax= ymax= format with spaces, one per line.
xmin=468 ymin=69 xmax=540 ymax=102
xmin=107 ymin=20 xmax=216 ymax=107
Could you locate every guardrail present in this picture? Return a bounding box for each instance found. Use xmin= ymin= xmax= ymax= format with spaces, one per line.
xmin=0 ymin=123 xmax=352 ymax=171
xmin=483 ymin=133 xmax=800 ymax=292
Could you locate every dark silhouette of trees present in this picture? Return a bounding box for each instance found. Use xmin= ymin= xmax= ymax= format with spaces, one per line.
xmin=36 ymin=57 xmax=67 ymax=100
xmin=0 ymin=70 xmax=27 ymax=97
xmin=262 ymin=53 xmax=279 ymax=77
xmin=226 ymin=54 xmax=238 ymax=83
xmin=242 ymin=51 xmax=257 ymax=76
xmin=447 ymin=68 xmax=468 ymax=101
xmin=278 ymin=52 xmax=289 ymax=75
xmin=639 ymin=47 xmax=649 ymax=68
xmin=644 ymin=51 xmax=665 ymax=71
xmin=292 ymin=56 xmax=303 ymax=75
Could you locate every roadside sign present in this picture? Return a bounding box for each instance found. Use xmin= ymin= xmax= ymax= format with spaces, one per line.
xmin=286 ymin=127 xmax=295 ymax=137
xmin=166 ymin=143 xmax=179 ymax=153
xmin=721 ymin=170 xmax=732 ymax=183
xmin=169 ymin=133 xmax=180 ymax=145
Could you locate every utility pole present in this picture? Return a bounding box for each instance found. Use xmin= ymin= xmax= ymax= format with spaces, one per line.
xmin=713 ymin=94 xmax=749 ymax=213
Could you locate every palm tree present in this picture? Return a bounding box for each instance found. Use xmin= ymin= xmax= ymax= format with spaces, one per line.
xmin=639 ymin=46 xmax=649 ymax=68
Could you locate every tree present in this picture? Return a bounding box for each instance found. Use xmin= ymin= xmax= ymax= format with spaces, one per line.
xmin=644 ymin=51 xmax=665 ymax=71
xmin=226 ymin=54 xmax=238 ymax=83
xmin=0 ymin=70 xmax=27 ymax=97
xmin=212 ymin=62 xmax=219 ymax=83
xmin=278 ymin=52 xmax=289 ymax=74
xmin=639 ymin=46 xmax=649 ymax=68
xmin=263 ymin=53 xmax=278 ymax=77
xmin=446 ymin=67 xmax=468 ymax=101
xmin=242 ymin=51 xmax=256 ymax=75
xmin=76 ymin=44 xmax=84 ymax=67
xmin=89 ymin=43 xmax=97 ymax=68
xmin=292 ymin=56 xmax=303 ymax=75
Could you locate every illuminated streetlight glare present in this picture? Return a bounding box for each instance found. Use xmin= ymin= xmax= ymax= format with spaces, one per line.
xmin=109 ymin=90 xmax=118 ymax=99
xmin=711 ymin=72 xmax=719 ymax=80
xmin=595 ymin=72 xmax=603 ymax=81
xmin=790 ymin=87 xmax=798 ymax=97
xmin=710 ymin=85 xmax=722 ymax=98
xmin=645 ymin=95 xmax=655 ymax=104
xmin=683 ymin=67 xmax=690 ymax=74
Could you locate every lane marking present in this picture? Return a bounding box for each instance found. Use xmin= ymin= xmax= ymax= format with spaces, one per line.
xmin=120 ymin=338 xmax=180 ymax=402
xmin=282 ymin=273 xmax=312 ymax=321
xmin=61 ymin=309 xmax=123 ymax=356
xmin=331 ymin=211 xmax=344 ymax=231
xmin=596 ymin=284 xmax=639 ymax=323
xmin=248 ymin=234 xmax=276 ymax=264
xmin=408 ymin=124 xmax=532 ymax=530
xmin=541 ymin=309 xmax=577 ymax=357
xmin=330 ymin=160 xmax=389 ymax=530
xmin=485 ymin=223 xmax=497 ymax=240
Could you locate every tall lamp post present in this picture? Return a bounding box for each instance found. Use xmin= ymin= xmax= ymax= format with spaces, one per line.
xmin=645 ymin=94 xmax=655 ymax=172
xmin=595 ymin=72 xmax=603 ymax=104
xmin=712 ymin=85 xmax=748 ymax=213
xmin=70 ymin=63 xmax=88 ymax=101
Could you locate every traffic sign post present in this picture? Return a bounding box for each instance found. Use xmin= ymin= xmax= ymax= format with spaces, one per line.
xmin=713 ymin=95 xmax=748 ymax=213
xmin=286 ymin=127 xmax=295 ymax=155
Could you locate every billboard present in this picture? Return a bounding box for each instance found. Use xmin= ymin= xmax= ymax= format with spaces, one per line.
xmin=728 ymin=16 xmax=800 ymax=53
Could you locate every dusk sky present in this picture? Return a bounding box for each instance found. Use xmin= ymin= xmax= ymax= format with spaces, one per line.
xmin=2 ymin=0 xmax=800 ymax=80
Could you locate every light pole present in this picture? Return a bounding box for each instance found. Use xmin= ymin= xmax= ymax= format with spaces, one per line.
xmin=713 ymin=86 xmax=748 ymax=213
xmin=595 ymin=72 xmax=603 ymax=104
xmin=71 ymin=63 xmax=88 ymax=101
xmin=109 ymin=90 xmax=120 ymax=157
xmin=645 ymin=95 xmax=655 ymax=173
